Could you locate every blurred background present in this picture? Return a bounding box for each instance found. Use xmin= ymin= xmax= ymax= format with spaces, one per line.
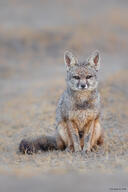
xmin=0 ymin=0 xmax=128 ymax=191
xmin=0 ymin=0 xmax=128 ymax=82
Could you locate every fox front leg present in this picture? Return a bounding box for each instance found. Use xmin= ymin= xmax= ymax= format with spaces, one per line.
xmin=67 ymin=121 xmax=81 ymax=152
xmin=83 ymin=120 xmax=94 ymax=153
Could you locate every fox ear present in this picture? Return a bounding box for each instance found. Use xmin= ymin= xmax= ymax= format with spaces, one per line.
xmin=88 ymin=50 xmax=101 ymax=71
xmin=64 ymin=51 xmax=78 ymax=70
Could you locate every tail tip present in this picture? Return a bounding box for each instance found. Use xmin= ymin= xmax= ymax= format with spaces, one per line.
xmin=19 ymin=139 xmax=34 ymax=154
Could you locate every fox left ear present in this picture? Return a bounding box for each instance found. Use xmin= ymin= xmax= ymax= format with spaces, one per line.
xmin=64 ymin=51 xmax=78 ymax=71
xmin=88 ymin=50 xmax=101 ymax=71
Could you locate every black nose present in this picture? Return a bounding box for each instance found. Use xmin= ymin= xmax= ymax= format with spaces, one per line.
xmin=81 ymin=84 xmax=85 ymax=89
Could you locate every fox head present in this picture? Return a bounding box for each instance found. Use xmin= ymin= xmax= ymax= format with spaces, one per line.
xmin=64 ymin=50 xmax=101 ymax=91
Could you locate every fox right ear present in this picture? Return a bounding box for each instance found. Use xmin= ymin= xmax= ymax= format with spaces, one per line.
xmin=88 ymin=50 xmax=101 ymax=71
xmin=64 ymin=51 xmax=78 ymax=70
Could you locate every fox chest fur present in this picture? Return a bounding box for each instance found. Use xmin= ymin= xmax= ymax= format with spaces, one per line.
xmin=56 ymin=89 xmax=100 ymax=131
xmin=68 ymin=107 xmax=98 ymax=131
xmin=66 ymin=90 xmax=100 ymax=131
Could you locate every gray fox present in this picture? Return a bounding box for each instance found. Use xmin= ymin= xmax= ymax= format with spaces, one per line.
xmin=19 ymin=50 xmax=104 ymax=154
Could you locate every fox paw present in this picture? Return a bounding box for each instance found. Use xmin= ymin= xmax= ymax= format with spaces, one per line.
xmin=66 ymin=145 xmax=74 ymax=153
xmin=82 ymin=146 xmax=91 ymax=154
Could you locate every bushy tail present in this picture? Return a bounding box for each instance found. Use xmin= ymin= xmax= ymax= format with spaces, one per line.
xmin=19 ymin=136 xmax=58 ymax=154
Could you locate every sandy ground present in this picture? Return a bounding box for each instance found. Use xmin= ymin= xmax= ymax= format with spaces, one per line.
xmin=0 ymin=0 xmax=128 ymax=191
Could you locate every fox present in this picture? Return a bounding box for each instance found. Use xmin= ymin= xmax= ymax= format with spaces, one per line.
xmin=19 ymin=50 xmax=104 ymax=154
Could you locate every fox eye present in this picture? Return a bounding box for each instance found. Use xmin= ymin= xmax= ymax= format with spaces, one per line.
xmin=73 ymin=75 xmax=80 ymax=80
xmin=86 ymin=75 xmax=93 ymax=79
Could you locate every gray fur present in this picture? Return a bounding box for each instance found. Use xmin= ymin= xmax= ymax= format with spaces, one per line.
xmin=56 ymin=51 xmax=101 ymax=124
xmin=55 ymin=50 xmax=103 ymax=152
xmin=19 ymin=50 xmax=103 ymax=154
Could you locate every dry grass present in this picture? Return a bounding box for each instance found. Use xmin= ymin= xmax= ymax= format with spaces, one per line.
xmin=0 ymin=69 xmax=128 ymax=176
